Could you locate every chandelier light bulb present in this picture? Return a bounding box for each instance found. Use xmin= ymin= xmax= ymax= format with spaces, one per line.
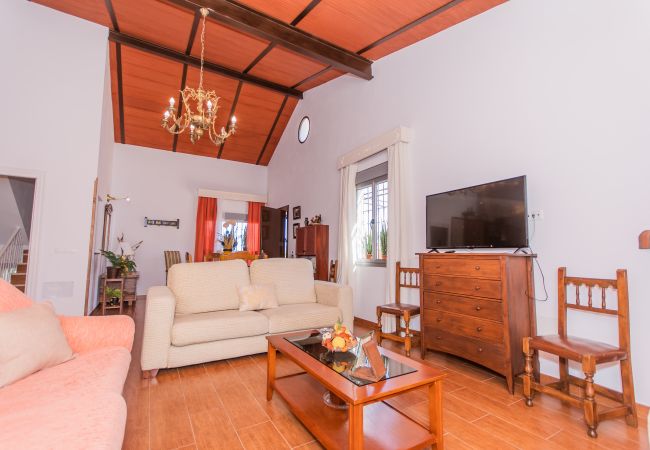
xmin=207 ymin=100 xmax=213 ymax=110
xmin=231 ymin=116 xmax=237 ymax=124
xmin=169 ymin=97 xmax=175 ymax=107
xmin=164 ymin=110 xmax=170 ymax=119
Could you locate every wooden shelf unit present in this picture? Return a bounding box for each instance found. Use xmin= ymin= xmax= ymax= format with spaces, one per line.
xmin=296 ymin=224 xmax=329 ymax=281
xmin=418 ymin=252 xmax=537 ymax=393
xmin=101 ymin=277 xmax=124 ymax=315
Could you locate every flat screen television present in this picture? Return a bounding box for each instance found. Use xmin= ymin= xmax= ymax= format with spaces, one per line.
xmin=426 ymin=175 xmax=528 ymax=249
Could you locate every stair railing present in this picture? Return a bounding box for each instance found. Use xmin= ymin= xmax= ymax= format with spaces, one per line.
xmin=0 ymin=227 xmax=28 ymax=283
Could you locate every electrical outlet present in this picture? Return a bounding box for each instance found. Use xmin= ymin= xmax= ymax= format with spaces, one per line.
xmin=529 ymin=210 xmax=544 ymax=220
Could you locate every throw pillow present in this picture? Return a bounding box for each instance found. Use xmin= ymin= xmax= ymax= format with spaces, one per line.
xmin=0 ymin=302 xmax=74 ymax=388
xmin=238 ymin=284 xmax=279 ymax=311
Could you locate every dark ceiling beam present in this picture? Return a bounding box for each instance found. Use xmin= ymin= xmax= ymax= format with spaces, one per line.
xmin=257 ymin=95 xmax=289 ymax=165
xmin=290 ymin=0 xmax=321 ymax=26
xmin=173 ymin=10 xmax=202 ymax=152
xmin=291 ymin=65 xmax=330 ymax=90
xmin=108 ymin=31 xmax=303 ymax=99
xmin=357 ymin=0 xmax=465 ymax=55
xmin=218 ymin=81 xmax=243 ymax=159
xmin=242 ymin=0 xmax=320 ymax=77
xmin=104 ymin=0 xmax=119 ymax=31
xmin=103 ymin=0 xmax=125 ymax=144
xmin=115 ymin=43 xmax=126 ymax=144
xmin=165 ymin=0 xmax=372 ymax=80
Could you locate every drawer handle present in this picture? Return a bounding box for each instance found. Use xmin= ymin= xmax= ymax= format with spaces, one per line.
xmin=475 ymin=306 xmax=482 ymax=311
xmin=435 ymin=300 xmax=441 ymax=304
xmin=478 ymin=347 xmax=484 ymax=353
xmin=476 ymin=327 xmax=483 ymax=332
xmin=435 ymin=265 xmax=441 ymax=269
xmin=474 ymin=286 xmax=481 ymax=291
xmin=435 ymin=281 xmax=442 ymax=287
xmin=436 ymin=318 xmax=442 ymax=322
xmin=475 ymin=265 xmax=481 ymax=270
xmin=436 ymin=336 xmax=442 ymax=340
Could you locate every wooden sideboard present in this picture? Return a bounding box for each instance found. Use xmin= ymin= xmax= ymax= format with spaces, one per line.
xmin=418 ymin=253 xmax=536 ymax=393
xmin=98 ymin=271 xmax=139 ymax=306
xmin=296 ymin=224 xmax=329 ymax=281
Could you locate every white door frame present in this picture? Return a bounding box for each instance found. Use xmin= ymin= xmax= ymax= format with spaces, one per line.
xmin=0 ymin=166 xmax=45 ymax=298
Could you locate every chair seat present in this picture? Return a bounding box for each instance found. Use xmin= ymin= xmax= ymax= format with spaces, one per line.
xmin=378 ymin=303 xmax=421 ymax=316
xmin=529 ymin=334 xmax=627 ymax=364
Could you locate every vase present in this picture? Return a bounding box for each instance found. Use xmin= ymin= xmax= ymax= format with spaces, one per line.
xmin=106 ymin=266 xmax=122 ymax=278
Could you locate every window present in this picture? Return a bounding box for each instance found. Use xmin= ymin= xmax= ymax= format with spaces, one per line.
xmin=356 ymin=162 xmax=388 ymax=265
xmin=216 ymin=211 xmax=248 ymax=252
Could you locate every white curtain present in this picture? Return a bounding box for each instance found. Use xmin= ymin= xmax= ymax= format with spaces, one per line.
xmin=336 ymin=163 xmax=358 ymax=285
xmin=385 ymin=141 xmax=411 ymax=329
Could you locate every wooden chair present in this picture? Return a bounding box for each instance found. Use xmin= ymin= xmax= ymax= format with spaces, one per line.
xmin=329 ymin=259 xmax=338 ymax=282
xmin=376 ymin=262 xmax=421 ymax=357
xmin=523 ymin=267 xmax=637 ymax=438
xmin=163 ymin=250 xmax=182 ymax=283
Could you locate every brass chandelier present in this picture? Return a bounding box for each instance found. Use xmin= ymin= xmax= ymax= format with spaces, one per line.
xmin=161 ymin=8 xmax=236 ymax=145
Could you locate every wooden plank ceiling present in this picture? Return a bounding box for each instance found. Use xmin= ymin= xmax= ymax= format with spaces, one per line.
xmin=33 ymin=0 xmax=506 ymax=166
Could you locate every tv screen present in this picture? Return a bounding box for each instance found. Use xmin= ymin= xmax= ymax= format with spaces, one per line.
xmin=426 ymin=176 xmax=528 ymax=249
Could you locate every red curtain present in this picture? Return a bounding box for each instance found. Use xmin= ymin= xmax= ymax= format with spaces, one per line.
xmin=195 ymin=197 xmax=217 ymax=263
xmin=246 ymin=202 xmax=264 ymax=255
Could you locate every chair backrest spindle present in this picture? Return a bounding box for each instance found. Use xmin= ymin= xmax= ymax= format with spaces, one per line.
xmin=395 ymin=261 xmax=420 ymax=305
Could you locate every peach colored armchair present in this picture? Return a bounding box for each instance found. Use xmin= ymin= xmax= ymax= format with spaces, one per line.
xmin=0 ymin=280 xmax=135 ymax=450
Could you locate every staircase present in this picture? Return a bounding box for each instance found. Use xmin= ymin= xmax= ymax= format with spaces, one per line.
xmin=0 ymin=228 xmax=28 ymax=290
xmin=10 ymin=249 xmax=28 ymax=292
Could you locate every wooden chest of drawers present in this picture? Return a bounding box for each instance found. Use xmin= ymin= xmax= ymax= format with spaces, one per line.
xmin=418 ymin=253 xmax=536 ymax=393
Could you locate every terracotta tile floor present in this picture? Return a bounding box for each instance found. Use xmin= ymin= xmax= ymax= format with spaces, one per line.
xmin=120 ymin=302 xmax=648 ymax=449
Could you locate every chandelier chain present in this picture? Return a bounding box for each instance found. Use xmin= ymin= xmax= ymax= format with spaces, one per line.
xmin=199 ymin=8 xmax=207 ymax=92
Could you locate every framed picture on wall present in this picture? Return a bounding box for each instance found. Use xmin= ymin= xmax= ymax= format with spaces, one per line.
xmin=293 ymin=223 xmax=299 ymax=239
xmin=293 ymin=206 xmax=301 ymax=220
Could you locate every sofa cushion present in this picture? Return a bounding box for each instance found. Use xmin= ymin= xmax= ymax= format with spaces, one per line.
xmin=0 ymin=391 xmax=126 ymax=450
xmin=259 ymin=303 xmax=341 ymax=334
xmin=172 ymin=310 xmax=269 ymax=346
xmin=0 ymin=346 xmax=131 ymax=412
xmin=0 ymin=302 xmax=74 ymax=388
xmin=169 ymin=260 xmax=251 ymax=314
xmin=250 ymin=258 xmax=317 ymax=305
xmin=238 ymin=284 xmax=279 ymax=311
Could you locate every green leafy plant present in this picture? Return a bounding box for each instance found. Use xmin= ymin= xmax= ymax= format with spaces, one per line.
xmin=379 ymin=223 xmax=388 ymax=258
xmin=101 ymin=250 xmax=137 ymax=273
xmin=105 ymin=287 xmax=122 ymax=299
xmin=364 ymin=233 xmax=373 ymax=257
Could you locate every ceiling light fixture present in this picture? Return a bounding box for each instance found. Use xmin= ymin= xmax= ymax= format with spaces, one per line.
xmin=161 ymin=8 xmax=237 ymax=146
xmin=106 ymin=194 xmax=130 ymax=203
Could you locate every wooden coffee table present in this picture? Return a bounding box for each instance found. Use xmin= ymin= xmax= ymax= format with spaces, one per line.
xmin=266 ymin=331 xmax=446 ymax=450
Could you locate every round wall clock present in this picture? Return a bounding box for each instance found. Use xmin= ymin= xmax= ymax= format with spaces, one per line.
xmin=298 ymin=116 xmax=310 ymax=143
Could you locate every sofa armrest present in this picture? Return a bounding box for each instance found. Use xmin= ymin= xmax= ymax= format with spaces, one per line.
xmin=141 ymin=286 xmax=176 ymax=371
xmin=59 ymin=315 xmax=135 ymax=354
xmin=314 ymin=281 xmax=353 ymax=330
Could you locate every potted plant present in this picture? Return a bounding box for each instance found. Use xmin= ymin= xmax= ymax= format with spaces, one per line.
xmin=105 ymin=287 xmax=122 ymax=307
xmin=101 ymin=250 xmax=124 ymax=278
xmin=379 ymin=224 xmax=388 ymax=260
xmin=364 ymin=234 xmax=373 ymax=259
xmin=101 ymin=250 xmax=137 ymax=278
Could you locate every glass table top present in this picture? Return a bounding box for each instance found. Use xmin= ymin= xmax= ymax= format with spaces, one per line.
xmin=285 ymin=330 xmax=417 ymax=386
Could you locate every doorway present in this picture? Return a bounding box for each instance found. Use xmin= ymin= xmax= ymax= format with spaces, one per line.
xmin=0 ymin=174 xmax=36 ymax=293
xmin=261 ymin=205 xmax=289 ymax=258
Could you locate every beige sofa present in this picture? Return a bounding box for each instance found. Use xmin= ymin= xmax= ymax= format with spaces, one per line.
xmin=141 ymin=258 xmax=352 ymax=375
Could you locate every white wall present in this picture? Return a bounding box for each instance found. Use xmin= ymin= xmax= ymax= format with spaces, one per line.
xmin=268 ymin=0 xmax=650 ymax=403
xmin=87 ymin=49 xmax=117 ymax=314
xmin=111 ymin=144 xmax=267 ymax=294
xmin=0 ymin=0 xmax=108 ymax=314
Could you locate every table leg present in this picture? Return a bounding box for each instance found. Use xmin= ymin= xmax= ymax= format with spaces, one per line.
xmin=429 ymin=381 xmax=444 ymax=450
xmin=348 ymin=404 xmax=363 ymax=449
xmin=267 ymin=343 xmax=276 ymax=401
